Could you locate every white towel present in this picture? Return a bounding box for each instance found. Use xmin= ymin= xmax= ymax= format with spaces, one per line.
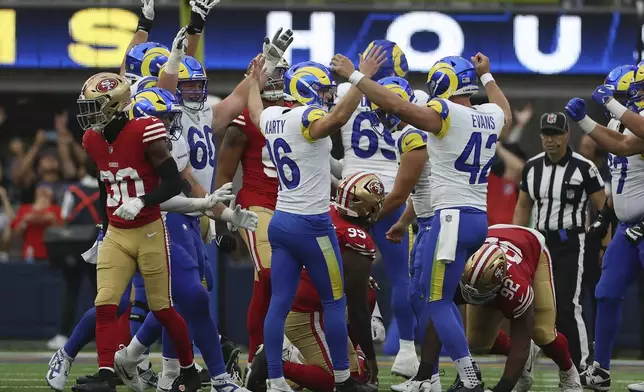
xmin=436 ymin=209 xmax=460 ymax=263
xmin=206 ymin=217 xmax=217 ymax=244
xmin=81 ymin=239 xmax=100 ymax=264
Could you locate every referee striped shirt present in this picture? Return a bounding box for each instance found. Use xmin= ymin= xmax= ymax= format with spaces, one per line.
xmin=520 ymin=147 xmax=604 ymax=231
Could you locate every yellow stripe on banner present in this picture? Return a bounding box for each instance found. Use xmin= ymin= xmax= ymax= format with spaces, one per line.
xmin=429 ymin=237 xmax=445 ymax=302
xmin=0 ymin=10 xmax=16 ymax=65
xmin=180 ymin=0 xmax=204 ymax=64
xmin=316 ymin=236 xmax=344 ymax=300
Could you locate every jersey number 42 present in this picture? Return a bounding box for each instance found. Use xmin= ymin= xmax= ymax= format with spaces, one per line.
xmin=455 ymin=132 xmax=498 ymax=184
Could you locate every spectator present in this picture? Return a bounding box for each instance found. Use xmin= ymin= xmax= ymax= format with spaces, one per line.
xmin=0 ymin=180 xmax=15 ymax=262
xmin=11 ymin=184 xmax=62 ymax=262
xmin=47 ymin=161 xmax=100 ymax=351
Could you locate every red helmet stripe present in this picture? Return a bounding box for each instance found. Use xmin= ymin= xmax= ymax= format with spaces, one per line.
xmin=338 ymin=172 xmax=370 ymax=210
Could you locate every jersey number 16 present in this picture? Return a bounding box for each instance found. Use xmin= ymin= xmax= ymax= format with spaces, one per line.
xmin=266 ymin=138 xmax=301 ymax=191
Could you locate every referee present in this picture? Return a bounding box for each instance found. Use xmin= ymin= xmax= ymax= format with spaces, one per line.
xmin=513 ymin=112 xmax=606 ymax=371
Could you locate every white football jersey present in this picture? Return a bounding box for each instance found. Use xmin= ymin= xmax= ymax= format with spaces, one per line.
xmin=426 ymin=99 xmax=505 ymax=212
xmin=179 ymin=106 xmax=216 ymax=192
xmin=337 ymin=83 xmax=399 ymax=192
xmin=606 ymin=117 xmax=644 ymax=222
xmin=260 ymin=105 xmax=332 ymax=215
xmin=395 ymin=125 xmax=432 ymax=218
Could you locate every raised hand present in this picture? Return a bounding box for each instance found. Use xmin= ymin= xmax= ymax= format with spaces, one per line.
xmin=471 ymin=52 xmax=491 ymax=76
xmin=565 ymin=97 xmax=587 ymax=122
xmin=359 ymin=45 xmax=387 ymax=79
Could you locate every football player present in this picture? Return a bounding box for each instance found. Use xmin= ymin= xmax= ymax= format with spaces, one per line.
xmin=246 ymin=173 xmax=384 ymax=392
xmin=73 ymin=73 xmax=200 ymax=392
xmin=395 ymin=225 xmax=582 ymax=392
xmin=565 ymin=65 xmax=644 ymax=392
xmin=245 ymin=48 xmax=386 ymax=392
xmin=335 ymin=40 xmax=419 ymax=376
xmin=213 ymin=57 xmax=288 ymax=368
xmin=331 ymin=52 xmax=511 ymax=391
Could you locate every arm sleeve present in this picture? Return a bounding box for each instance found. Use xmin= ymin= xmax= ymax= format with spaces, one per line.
xmin=140 ymin=157 xmax=182 ymax=207
xmin=98 ymin=178 xmax=109 ymax=232
xmin=160 ymin=195 xmax=205 ymax=213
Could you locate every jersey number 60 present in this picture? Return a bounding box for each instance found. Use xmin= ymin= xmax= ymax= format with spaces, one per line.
xmin=265 ymin=138 xmax=301 ymax=191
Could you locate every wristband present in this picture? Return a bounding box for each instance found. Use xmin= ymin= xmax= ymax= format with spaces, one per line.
xmin=165 ymin=52 xmax=182 ymax=75
xmin=605 ymin=98 xmax=628 ymax=120
xmin=492 ymin=377 xmax=516 ymax=392
xmin=187 ymin=11 xmax=206 ymax=35
xmin=137 ymin=17 xmax=153 ymax=33
xmin=480 ymin=73 xmax=495 ymax=86
xmin=349 ymin=70 xmax=365 ymax=86
xmin=578 ymin=115 xmax=598 ymax=135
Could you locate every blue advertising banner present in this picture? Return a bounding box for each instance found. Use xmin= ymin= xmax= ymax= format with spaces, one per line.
xmin=0 ymin=7 xmax=639 ymax=74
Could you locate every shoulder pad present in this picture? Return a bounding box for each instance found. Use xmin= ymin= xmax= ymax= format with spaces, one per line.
xmin=397 ymin=128 xmax=427 ymax=155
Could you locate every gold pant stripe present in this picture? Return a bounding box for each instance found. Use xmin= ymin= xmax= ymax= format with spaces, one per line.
xmin=429 ymin=237 xmax=445 ymax=302
xmin=239 ymin=206 xmax=274 ymax=278
xmin=316 ymin=236 xmax=344 ymax=300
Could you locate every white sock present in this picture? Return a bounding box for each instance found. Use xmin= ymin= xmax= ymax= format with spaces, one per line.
xmin=399 ymin=339 xmax=415 ymax=352
xmin=194 ymin=361 xmax=203 ymax=372
xmin=269 ymin=377 xmax=290 ymax=390
xmin=334 ymin=369 xmax=350 ymax=383
xmin=60 ymin=348 xmax=74 ymax=362
xmin=455 ymin=356 xmax=479 ymax=388
xmin=138 ymin=355 xmax=151 ymax=370
xmin=430 ymin=373 xmax=442 ymax=392
xmin=162 ymin=357 xmax=180 ymax=378
xmin=127 ymin=336 xmax=148 ymax=359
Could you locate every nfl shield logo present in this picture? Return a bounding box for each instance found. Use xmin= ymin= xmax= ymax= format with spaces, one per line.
xmin=546 ymin=114 xmax=557 ymax=124
xmin=108 ymin=146 xmax=113 ymax=154
xmin=567 ymin=189 xmax=575 ymax=199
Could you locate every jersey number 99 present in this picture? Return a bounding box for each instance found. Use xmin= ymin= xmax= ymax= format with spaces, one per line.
xmin=101 ymin=168 xmax=145 ymax=207
xmin=352 ymin=112 xmax=396 ymax=161
xmin=266 ymin=138 xmax=300 ymax=191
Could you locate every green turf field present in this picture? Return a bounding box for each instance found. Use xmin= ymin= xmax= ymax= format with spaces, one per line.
xmin=1 ymin=353 xmax=642 ymax=391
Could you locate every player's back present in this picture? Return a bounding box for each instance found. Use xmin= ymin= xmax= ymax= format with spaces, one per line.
xmin=606 ymin=117 xmax=644 ymax=223
xmin=179 ymin=106 xmax=216 ymax=192
xmin=396 ymin=125 xmax=432 ymax=219
xmin=82 ymin=116 xmax=166 ymax=228
xmin=260 ymin=105 xmax=332 ymax=215
xmin=427 ymin=99 xmax=505 ymax=211
xmin=485 ymin=224 xmax=545 ymax=283
xmin=337 ymin=83 xmax=399 ymax=192
xmin=232 ymin=108 xmax=278 ymax=210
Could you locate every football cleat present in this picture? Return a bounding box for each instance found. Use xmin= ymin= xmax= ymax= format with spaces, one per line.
xmin=391 ymin=344 xmax=420 ymax=379
xmin=156 ymin=359 xmax=179 ymax=392
xmin=446 ymin=362 xmax=482 ymax=392
xmin=222 ymin=335 xmax=242 ymax=378
xmin=46 ymin=348 xmax=73 ymax=392
xmin=559 ymin=366 xmax=583 ymax=392
xmin=200 ymin=367 xmax=213 ymax=387
xmin=335 ymin=377 xmax=378 ymax=392
xmin=430 ymin=374 xmax=442 ymax=392
xmin=515 ymin=341 xmax=540 ymax=392
xmin=266 ymin=379 xmax=294 ymax=392
xmin=390 ymin=379 xmax=433 ymax=392
xmin=245 ymin=345 xmax=268 ymax=392
xmin=169 ymin=365 xmax=201 ymax=392
xmin=628 ymin=381 xmax=644 ymax=392
xmin=138 ymin=363 xmax=159 ymax=388
xmin=77 ymin=372 xmax=124 ymax=386
xmin=72 ymin=371 xmax=119 ymax=392
xmin=579 ymin=361 xmax=610 ymax=391
xmin=114 ymin=345 xmax=145 ymax=392
xmin=212 ymin=373 xmax=251 ymax=392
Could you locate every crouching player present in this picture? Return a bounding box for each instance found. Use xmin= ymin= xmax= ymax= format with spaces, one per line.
xmin=246 ymin=173 xmax=385 ymax=392
xmin=397 ymin=224 xmax=582 ymax=392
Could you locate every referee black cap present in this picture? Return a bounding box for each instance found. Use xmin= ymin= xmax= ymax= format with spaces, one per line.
xmin=540 ymin=112 xmax=569 ymax=135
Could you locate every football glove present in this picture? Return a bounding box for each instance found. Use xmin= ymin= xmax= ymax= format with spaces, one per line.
xmin=626 ymin=221 xmax=644 ymax=245
xmin=137 ymin=0 xmax=155 ymax=32
xmin=263 ymin=27 xmax=294 ymax=74
xmin=212 ymin=182 xmax=236 ymax=204
xmin=587 ymin=201 xmax=614 ymax=240
xmin=592 ymin=84 xmax=615 ymax=106
xmin=165 ymin=27 xmax=188 ymax=74
xmin=565 ymin=97 xmax=587 ymax=122
xmin=371 ymin=316 xmax=385 ymax=342
xmin=114 ymin=198 xmax=144 ymax=221
xmin=221 ymin=205 xmax=259 ymax=232
xmin=190 ymin=0 xmax=220 ymax=21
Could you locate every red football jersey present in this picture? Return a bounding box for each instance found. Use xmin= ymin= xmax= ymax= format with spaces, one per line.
xmin=291 ymin=207 xmax=377 ymax=313
xmin=82 ymin=117 xmax=167 ymax=229
xmin=486 ymin=225 xmax=545 ymax=319
xmin=231 ymin=108 xmax=278 ymax=210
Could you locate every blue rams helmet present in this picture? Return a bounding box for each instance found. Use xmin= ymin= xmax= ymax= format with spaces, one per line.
xmin=125 ymin=42 xmax=169 ymax=83
xmin=426 ymin=61 xmax=459 ymax=99
xmin=284 ymin=61 xmax=336 ymax=109
xmin=627 ymin=61 xmax=644 ymax=111
xmin=370 ymin=76 xmax=415 ymax=131
xmin=364 ymin=40 xmax=408 ymax=81
xmin=604 ymin=65 xmax=637 ymax=104
xmin=160 ymin=56 xmax=208 ymax=111
xmin=129 ymin=87 xmax=182 ymax=139
xmin=438 ymin=56 xmax=478 ymax=96
xmin=132 ymin=76 xmax=159 ymax=94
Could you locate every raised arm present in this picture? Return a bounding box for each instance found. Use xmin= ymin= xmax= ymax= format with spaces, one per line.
xmin=119 ymin=0 xmax=153 ymax=77
xmin=472 ymin=52 xmax=512 ymax=141
xmin=157 ymin=28 xmax=188 ymax=92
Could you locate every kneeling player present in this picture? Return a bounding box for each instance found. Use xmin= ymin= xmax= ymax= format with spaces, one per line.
xmin=246 ymin=173 xmax=385 ymax=392
xmin=397 ymin=224 xmax=582 ymax=392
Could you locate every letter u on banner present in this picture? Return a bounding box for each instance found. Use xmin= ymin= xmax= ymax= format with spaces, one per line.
xmin=514 ymin=14 xmax=581 ymax=74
